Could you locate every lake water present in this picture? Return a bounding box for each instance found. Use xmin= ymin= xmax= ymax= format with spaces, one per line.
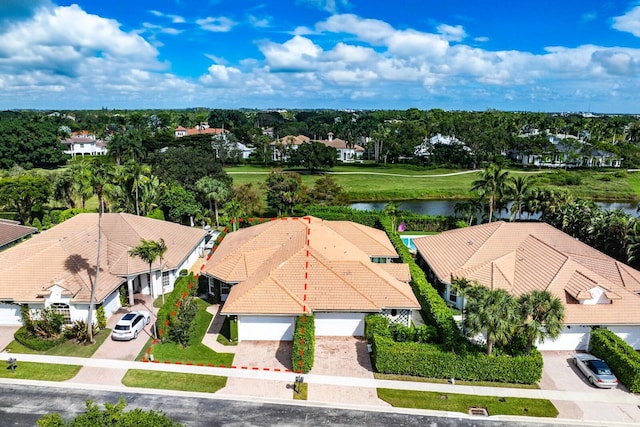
xmin=350 ymin=200 xmax=639 ymax=218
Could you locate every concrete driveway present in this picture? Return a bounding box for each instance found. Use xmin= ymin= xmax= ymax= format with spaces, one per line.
xmin=0 ymin=326 xmax=20 ymax=352
xmin=540 ymin=351 xmax=640 ymax=423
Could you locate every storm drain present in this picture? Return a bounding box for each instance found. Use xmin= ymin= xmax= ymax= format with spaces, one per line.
xmin=468 ymin=407 xmax=489 ymax=417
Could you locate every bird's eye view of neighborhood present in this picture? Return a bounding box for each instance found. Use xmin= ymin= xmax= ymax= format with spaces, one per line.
xmin=4 ymin=1 xmax=640 ymax=426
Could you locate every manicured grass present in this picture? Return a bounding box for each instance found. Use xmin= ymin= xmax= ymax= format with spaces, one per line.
xmin=5 ymin=329 xmax=111 ymax=358
xmin=377 ymin=388 xmax=558 ymax=418
xmin=121 ymin=369 xmax=227 ymax=393
xmin=216 ymin=315 xmax=238 ymax=346
xmin=0 ymin=361 xmax=80 ymax=381
xmin=374 ymin=373 xmax=539 ymax=389
xmin=138 ymin=298 xmax=234 ymax=366
xmin=293 ymin=382 xmax=308 ymax=400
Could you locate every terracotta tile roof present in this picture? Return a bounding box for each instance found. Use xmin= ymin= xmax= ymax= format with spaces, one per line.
xmin=271 ymin=135 xmax=311 ymax=146
xmin=0 ymin=221 xmax=36 ymax=248
xmin=0 ymin=213 xmax=206 ymax=304
xmin=203 ymin=217 xmax=419 ymax=315
xmin=414 ymin=221 xmax=640 ymax=325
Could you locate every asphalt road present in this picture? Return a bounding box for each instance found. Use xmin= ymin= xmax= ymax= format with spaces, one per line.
xmin=0 ymin=383 xmax=581 ymax=427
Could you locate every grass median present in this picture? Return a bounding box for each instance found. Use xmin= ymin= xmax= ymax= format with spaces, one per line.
xmin=378 ymin=388 xmax=558 ymax=418
xmin=5 ymin=328 xmax=111 ymax=358
xmin=122 ymin=369 xmax=227 ymax=393
xmin=0 ymin=361 xmax=80 ymax=381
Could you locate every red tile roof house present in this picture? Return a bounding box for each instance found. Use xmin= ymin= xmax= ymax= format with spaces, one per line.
xmin=413 ymin=221 xmax=640 ymax=351
xmin=270 ymin=134 xmax=364 ymax=163
xmin=0 ymin=213 xmax=206 ymax=326
xmin=201 ymin=217 xmax=419 ymax=341
xmin=0 ymin=219 xmax=36 ymax=251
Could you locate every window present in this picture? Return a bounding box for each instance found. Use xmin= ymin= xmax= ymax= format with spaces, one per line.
xmin=162 ymin=271 xmax=170 ymax=288
xmin=449 ymin=289 xmax=458 ymax=303
xmin=220 ymin=282 xmax=231 ymax=295
xmin=51 ymin=303 xmax=71 ymax=324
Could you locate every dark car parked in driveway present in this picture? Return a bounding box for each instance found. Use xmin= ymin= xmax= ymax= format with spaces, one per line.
xmin=573 ymin=353 xmax=618 ymax=388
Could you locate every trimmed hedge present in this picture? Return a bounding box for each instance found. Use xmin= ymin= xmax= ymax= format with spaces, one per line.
xmin=377 ymin=215 xmax=460 ymax=348
xmin=291 ymin=314 xmax=315 ymax=373
xmin=590 ymin=328 xmax=640 ymax=392
xmin=372 ymin=334 xmax=543 ymax=384
xmin=304 ymin=205 xmax=379 ymax=227
xmin=365 ymin=314 xmax=391 ymax=342
xmin=156 ymin=273 xmax=198 ymax=341
xmin=14 ymin=326 xmax=67 ymax=351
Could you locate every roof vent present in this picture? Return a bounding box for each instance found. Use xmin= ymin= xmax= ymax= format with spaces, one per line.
xmin=467 ymin=240 xmax=474 ymax=245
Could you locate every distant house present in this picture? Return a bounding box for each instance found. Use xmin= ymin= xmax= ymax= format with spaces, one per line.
xmin=174 ymin=123 xmax=229 ymax=140
xmin=0 ymin=213 xmax=205 ymax=326
xmin=414 ymin=134 xmax=470 ymax=158
xmin=270 ymin=134 xmax=363 ymax=162
xmin=61 ymin=131 xmax=107 ymax=157
xmin=0 ymin=219 xmax=36 ymax=251
xmin=201 ymin=217 xmax=419 ymax=341
xmin=413 ymin=221 xmax=640 ymax=351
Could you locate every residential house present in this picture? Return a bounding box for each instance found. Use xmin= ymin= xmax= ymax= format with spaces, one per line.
xmin=201 ymin=217 xmax=419 ymax=341
xmin=0 ymin=219 xmax=36 ymax=251
xmin=270 ymin=135 xmax=310 ymax=162
xmin=413 ymin=221 xmax=640 ymax=350
xmin=0 ymin=213 xmax=205 ymax=326
xmin=61 ymin=131 xmax=107 ymax=157
xmin=321 ymin=132 xmax=364 ymax=162
xmin=270 ymin=134 xmax=363 ymax=163
xmin=414 ymin=133 xmax=471 ymax=158
xmin=174 ymin=123 xmax=229 ymax=140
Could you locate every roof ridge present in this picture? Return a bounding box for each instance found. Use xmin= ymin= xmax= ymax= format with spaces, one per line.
xmin=270 ymin=275 xmax=307 ymax=312
xmin=358 ymin=261 xmax=417 ymax=304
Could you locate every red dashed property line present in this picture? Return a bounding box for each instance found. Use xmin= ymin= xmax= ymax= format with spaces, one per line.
xmin=142 ymin=216 xmax=311 ymax=376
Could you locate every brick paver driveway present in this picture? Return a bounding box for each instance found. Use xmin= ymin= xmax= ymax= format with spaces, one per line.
xmin=541 ymin=351 xmax=640 ymax=423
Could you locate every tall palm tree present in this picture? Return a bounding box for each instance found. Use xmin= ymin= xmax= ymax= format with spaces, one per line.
xmin=450 ymin=277 xmax=475 ymax=325
xmin=86 ymin=158 xmax=115 ymax=343
xmin=518 ymin=290 xmax=565 ymax=355
xmin=471 ymin=163 xmax=509 ymax=223
xmin=454 ymin=200 xmax=481 ymax=226
xmin=129 ymin=238 xmax=167 ymax=303
xmin=123 ymin=160 xmax=152 ymax=216
xmin=463 ymin=287 xmax=519 ymax=355
xmin=195 ymin=177 xmax=230 ymax=228
xmin=508 ymin=175 xmax=530 ymax=221
xmin=382 ymin=201 xmax=400 ymax=231
xmin=225 ymin=199 xmax=246 ymax=232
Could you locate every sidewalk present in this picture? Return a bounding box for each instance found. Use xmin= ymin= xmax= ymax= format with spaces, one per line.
xmin=2 ymin=352 xmax=639 ymax=407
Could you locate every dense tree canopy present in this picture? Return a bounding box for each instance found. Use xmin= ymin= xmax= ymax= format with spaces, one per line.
xmin=0 ymin=117 xmax=68 ymax=169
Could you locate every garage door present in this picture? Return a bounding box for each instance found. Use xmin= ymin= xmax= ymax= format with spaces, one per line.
xmin=0 ymin=303 xmax=21 ymax=325
xmin=237 ymin=315 xmax=295 ymax=341
xmin=608 ymin=326 xmax=640 ymax=349
xmin=315 ymin=312 xmax=365 ymax=336
xmin=537 ymin=325 xmax=591 ymax=351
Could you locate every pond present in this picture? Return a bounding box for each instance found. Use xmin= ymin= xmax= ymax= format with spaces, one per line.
xmin=350 ymin=199 xmax=639 ymax=219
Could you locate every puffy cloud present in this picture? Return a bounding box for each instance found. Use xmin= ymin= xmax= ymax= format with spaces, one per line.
xmin=200 ymin=64 xmax=242 ymax=84
xmin=437 ymin=24 xmax=467 ymax=42
xmin=196 ymin=16 xmax=235 ymax=32
xmin=260 ymin=35 xmax=322 ymax=71
xmin=612 ymin=6 xmax=640 ymax=37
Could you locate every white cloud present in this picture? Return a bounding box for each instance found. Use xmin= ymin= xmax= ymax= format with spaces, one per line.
xmin=260 ymin=35 xmax=322 ymax=71
xmin=149 ymin=10 xmax=186 ymax=24
xmin=296 ymin=0 xmax=349 ymax=14
xmin=248 ymin=15 xmax=271 ymax=28
xmin=437 ymin=24 xmax=467 ymax=42
xmin=196 ymin=16 xmax=235 ymax=32
xmin=612 ymin=6 xmax=640 ymax=37
xmin=200 ymin=64 xmax=242 ymax=85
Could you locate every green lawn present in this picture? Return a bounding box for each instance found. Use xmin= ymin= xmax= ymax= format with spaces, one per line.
xmin=0 ymin=361 xmax=80 ymax=381
xmin=121 ymin=369 xmax=227 ymax=393
xmin=137 ymin=299 xmax=234 ymax=366
xmin=5 ymin=328 xmax=111 ymax=358
xmin=377 ymin=388 xmax=558 ymax=418
xmin=374 ymin=373 xmax=539 ymax=389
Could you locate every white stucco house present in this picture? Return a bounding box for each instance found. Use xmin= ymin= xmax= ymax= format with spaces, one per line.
xmin=61 ymin=131 xmax=107 ymax=157
xmin=0 ymin=213 xmax=206 ymax=326
xmin=201 ymin=217 xmax=419 ymax=341
xmin=413 ymin=221 xmax=640 ymax=351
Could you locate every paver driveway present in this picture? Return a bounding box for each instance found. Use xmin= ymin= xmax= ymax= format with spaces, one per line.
xmin=540 ymin=351 xmax=640 ymax=423
xmin=0 ymin=326 xmax=19 ymax=352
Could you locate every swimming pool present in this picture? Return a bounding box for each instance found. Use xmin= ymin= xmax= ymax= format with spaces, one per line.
xmin=400 ymin=235 xmax=419 ymax=251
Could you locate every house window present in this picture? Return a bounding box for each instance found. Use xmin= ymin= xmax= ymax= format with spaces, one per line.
xmin=449 ymin=289 xmax=458 ymax=303
xmin=162 ymin=271 xmax=170 ymax=288
xmin=371 ymin=257 xmax=389 ymax=264
xmin=51 ymin=303 xmax=71 ymax=324
xmin=220 ymin=282 xmax=231 ymax=295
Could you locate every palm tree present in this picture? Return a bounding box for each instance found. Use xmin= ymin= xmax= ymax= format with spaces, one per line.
xmin=508 ymin=175 xmax=530 ymax=221
xmin=471 ymin=163 xmax=510 ymax=223
xmin=463 ymin=287 xmax=520 ymax=355
xmin=86 ymin=158 xmax=115 ymax=343
xmin=195 ymin=177 xmax=230 ymax=228
xmin=382 ymin=201 xmax=400 ymax=231
xmin=450 ymin=276 xmax=475 ymax=325
xmin=225 ymin=199 xmax=246 ymax=231
xmin=123 ymin=160 xmax=151 ymax=216
xmin=518 ymin=290 xmax=565 ymax=355
xmin=454 ymin=200 xmax=481 ymax=226
xmin=129 ymin=238 xmax=167 ymax=303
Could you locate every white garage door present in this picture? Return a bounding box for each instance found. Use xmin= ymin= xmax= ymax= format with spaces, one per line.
xmin=315 ymin=312 xmax=365 ymax=336
xmin=238 ymin=315 xmax=295 ymax=341
xmin=0 ymin=303 xmax=21 ymax=325
xmin=608 ymin=326 xmax=640 ymax=349
xmin=537 ymin=325 xmax=591 ymax=351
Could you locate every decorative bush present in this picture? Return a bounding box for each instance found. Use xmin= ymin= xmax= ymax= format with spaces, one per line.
xmin=389 ymin=323 xmax=415 ymax=342
xmin=365 ymin=315 xmax=391 ymax=342
xmin=291 ymin=314 xmax=315 ymax=373
xmin=14 ymin=326 xmax=67 ymax=351
xmin=64 ymin=320 xmax=98 ymax=343
xmin=415 ymin=324 xmax=439 ymax=343
xmin=167 ymin=296 xmax=198 ymax=347
xmin=372 ymin=334 xmax=543 ymax=384
xmin=590 ymin=328 xmax=640 ymax=392
xmin=96 ymin=305 xmax=107 ymax=329
xmin=156 ymin=273 xmax=198 ymax=342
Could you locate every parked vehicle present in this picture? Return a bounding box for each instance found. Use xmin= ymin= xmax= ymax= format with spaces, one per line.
xmin=111 ymin=311 xmax=150 ymax=341
xmin=573 ymin=353 xmax=618 ymax=388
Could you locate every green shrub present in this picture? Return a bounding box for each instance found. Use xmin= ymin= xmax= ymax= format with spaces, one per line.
xmin=146 ymin=207 xmax=165 ymax=220
xmin=119 ymin=285 xmax=129 ymax=307
xmin=156 ymin=273 xmax=198 ymax=341
xmin=64 ymin=320 xmax=98 ymax=343
xmin=167 ymin=297 xmax=198 ymax=347
xmin=291 ymin=314 xmax=315 ymax=373
xmin=372 ymin=334 xmax=542 ymax=384
xmin=590 ymin=328 xmax=640 ymax=392
xmin=390 ymin=323 xmax=415 ymax=342
xmin=365 ymin=315 xmax=391 ymax=342
xmin=31 ymin=217 xmax=42 ymax=230
xmin=14 ymin=326 xmax=67 ymax=351
xmin=415 ymin=325 xmax=438 ymax=343
xmin=96 ymin=305 xmax=107 ymax=329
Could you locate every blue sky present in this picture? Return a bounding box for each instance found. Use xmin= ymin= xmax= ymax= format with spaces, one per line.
xmin=2 ymin=0 xmax=640 ymax=112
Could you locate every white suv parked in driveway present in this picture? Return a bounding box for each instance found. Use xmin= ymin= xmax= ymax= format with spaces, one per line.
xmin=111 ymin=311 xmax=150 ymax=341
